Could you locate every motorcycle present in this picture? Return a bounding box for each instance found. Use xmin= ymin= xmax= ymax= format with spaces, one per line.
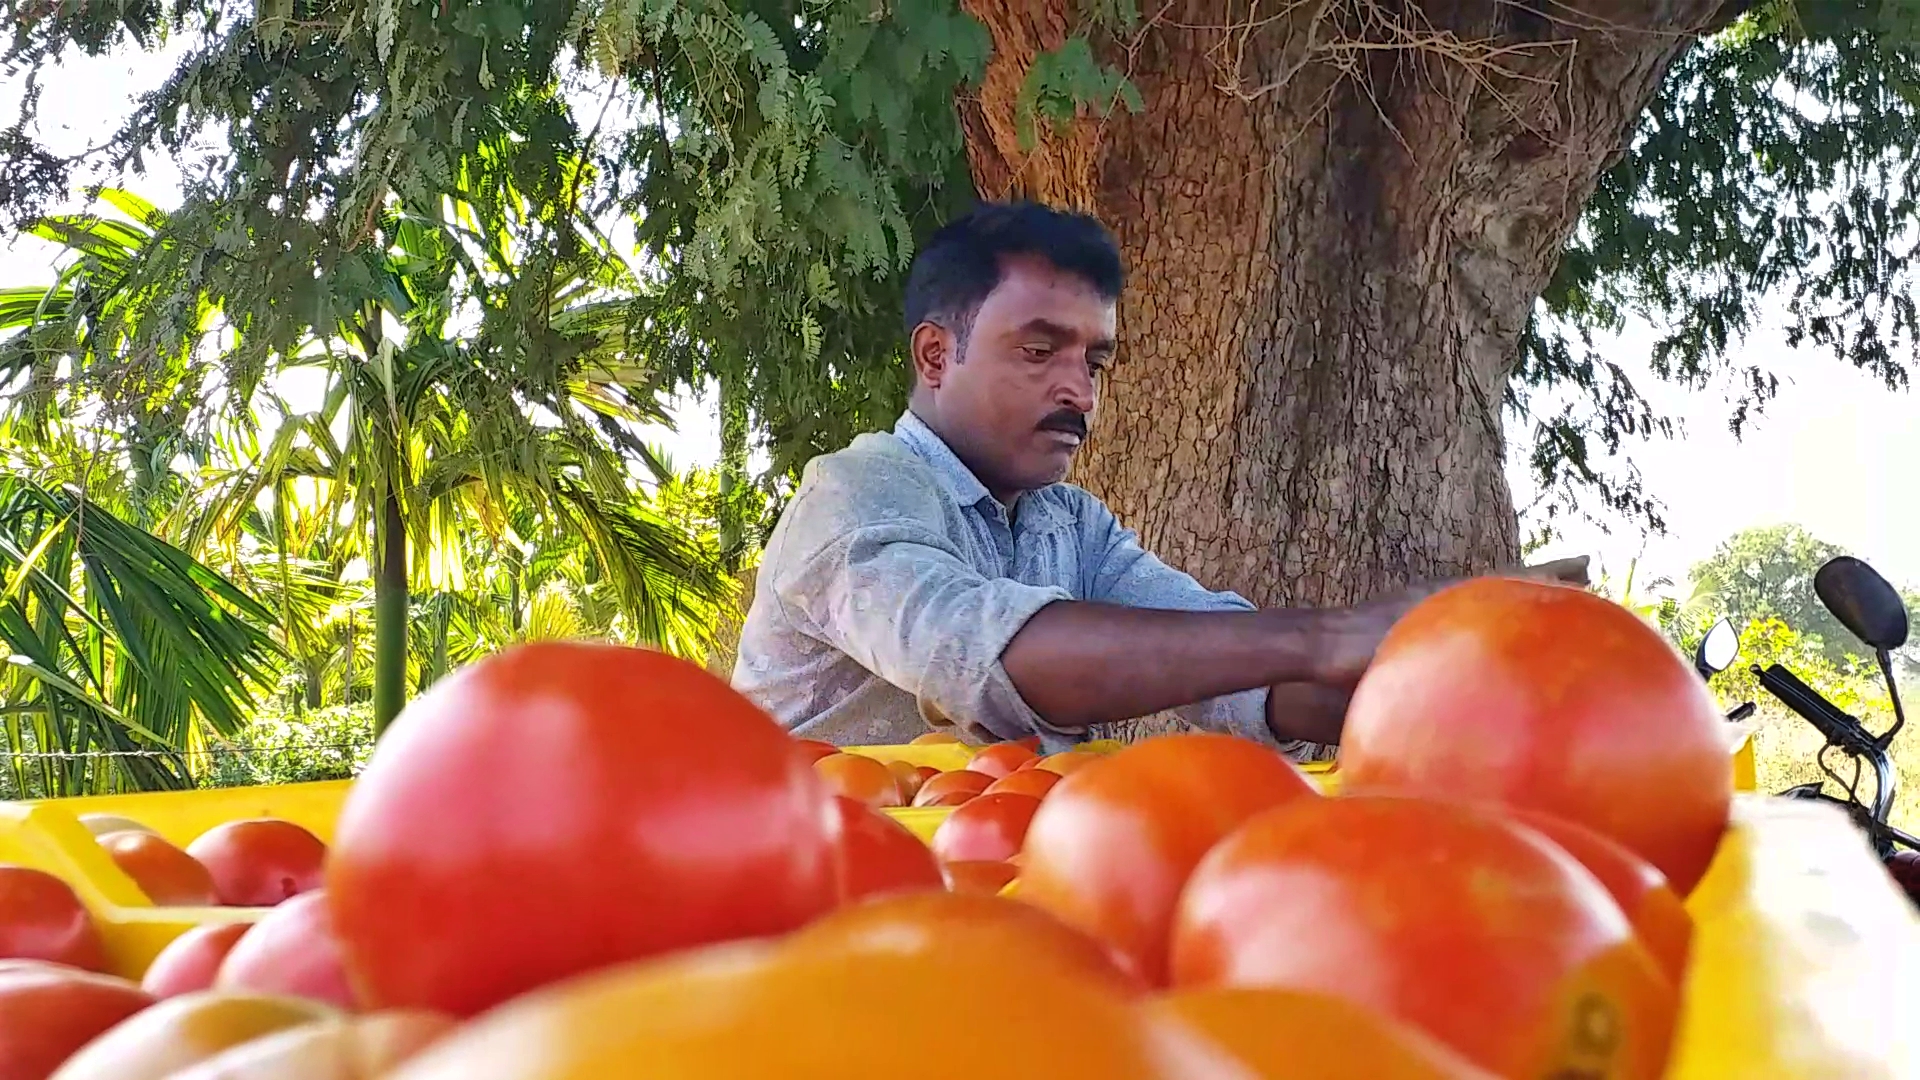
xmin=1692 ymin=556 xmax=1918 ymax=894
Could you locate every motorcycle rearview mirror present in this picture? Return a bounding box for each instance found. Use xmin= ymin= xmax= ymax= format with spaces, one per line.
xmin=1695 ymin=617 xmax=1740 ymax=679
xmin=1814 ymin=556 xmax=1909 ymax=652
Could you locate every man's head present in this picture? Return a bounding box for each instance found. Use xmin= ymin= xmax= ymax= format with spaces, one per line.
xmin=903 ymin=201 xmax=1122 ymax=502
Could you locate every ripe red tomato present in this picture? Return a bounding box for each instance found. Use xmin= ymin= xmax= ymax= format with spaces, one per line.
xmin=383 ymin=940 xmax=1236 ymax=1080
xmin=1340 ymin=578 xmax=1733 ymax=895
xmin=141 ymin=923 xmax=251 ymax=999
xmin=984 ymin=769 xmax=1061 ymax=799
xmin=0 ymin=866 xmax=106 ymax=971
xmin=186 ymin=819 xmax=327 ymax=907
xmin=97 ymin=831 xmax=218 ymax=908
xmin=813 ymin=753 xmax=903 ymax=808
xmin=1150 ymin=988 xmax=1496 ymax=1079
xmin=1018 ymin=733 xmax=1317 ymax=985
xmin=965 ymin=742 xmax=1037 ymax=779
xmin=940 ymin=860 xmax=1020 ymax=895
xmin=215 ymin=891 xmax=358 ymax=1009
xmin=1171 ymin=795 xmax=1676 ymax=1080
xmin=909 ymin=769 xmax=992 ymax=807
xmin=327 ymin=642 xmax=836 ymax=1018
xmin=824 ymin=796 xmax=943 ymax=903
xmin=0 ymin=962 xmax=154 ymax=1080
xmin=160 ymin=1009 xmax=455 ymax=1080
xmin=930 ymin=793 xmax=1041 ymax=864
xmin=790 ymin=739 xmax=838 ymax=764
xmin=1509 ymin=809 xmax=1693 ymax=982
xmin=883 ymin=759 xmax=925 ymax=802
xmin=785 ymin=892 xmax=1139 ymax=994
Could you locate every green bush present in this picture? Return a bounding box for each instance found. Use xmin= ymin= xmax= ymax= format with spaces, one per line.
xmin=194 ymin=703 xmax=377 ymax=790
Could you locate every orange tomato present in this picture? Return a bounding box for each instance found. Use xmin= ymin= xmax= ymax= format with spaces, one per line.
xmin=216 ymin=891 xmax=358 ymax=1010
xmin=384 ymin=940 xmax=1242 ymax=1080
xmin=0 ymin=866 xmax=106 ymax=971
xmin=1019 ymin=733 xmax=1317 ymax=985
xmin=1149 ymin=987 xmax=1497 ymax=1079
xmin=984 ymin=768 xmax=1061 ymax=799
xmin=785 ymin=891 xmax=1139 ymax=993
xmin=965 ymin=742 xmax=1037 ymax=779
xmin=187 ymin=820 xmax=328 ymax=907
xmin=910 ymin=769 xmax=992 ymax=807
xmin=97 ymin=831 xmax=218 ymax=908
xmin=930 ymin=793 xmax=1041 ymax=864
xmin=909 ymin=731 xmax=961 ymax=745
xmin=1339 ymin=578 xmax=1733 ymax=895
xmin=1509 ymin=809 xmax=1693 ymax=983
xmin=142 ymin=923 xmax=252 ymax=999
xmin=940 ymin=860 xmax=1020 ymax=895
xmin=883 ymin=758 xmax=925 ymax=801
xmin=0 ymin=962 xmax=154 ymax=1080
xmin=46 ymin=989 xmax=336 ymax=1080
xmin=823 ymin=796 xmax=943 ymax=903
xmin=812 ymin=753 xmax=904 ymax=808
xmin=326 ymin=643 xmax=836 ymax=1018
xmin=921 ymin=790 xmax=977 ymax=807
xmin=1034 ymin=751 xmax=1103 ymax=776
xmin=1170 ymin=795 xmax=1676 ymax=1080
xmin=912 ymin=765 xmax=940 ymax=786
xmin=790 ymin=739 xmax=839 ymax=764
xmin=161 ymin=1009 xmax=455 ymax=1080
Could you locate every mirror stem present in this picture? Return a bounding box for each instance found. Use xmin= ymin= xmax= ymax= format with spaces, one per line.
xmin=1874 ymin=648 xmax=1906 ymax=750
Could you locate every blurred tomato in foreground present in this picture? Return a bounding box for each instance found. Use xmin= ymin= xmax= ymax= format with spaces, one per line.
xmin=0 ymin=962 xmax=153 ymax=1080
xmin=187 ymin=820 xmax=328 ymax=907
xmin=813 ymin=753 xmax=904 ymax=808
xmin=788 ymin=891 xmax=1138 ymax=994
xmin=163 ymin=1009 xmax=456 ymax=1080
xmin=1171 ymin=796 xmax=1675 ymax=1080
xmin=327 ymin=643 xmax=836 ymax=1018
xmin=1020 ymin=733 xmax=1316 ymax=985
xmin=97 ymin=831 xmax=218 ymax=908
xmin=824 ymin=796 xmax=943 ymax=903
xmin=911 ymin=770 xmax=992 ymax=807
xmin=0 ymin=866 xmax=106 ymax=971
xmin=1149 ymin=987 xmax=1496 ymax=1079
xmin=939 ymin=860 xmax=1019 ymax=896
xmin=1510 ymin=809 xmax=1693 ymax=982
xmin=216 ymin=891 xmax=358 ymax=1009
xmin=930 ymin=793 xmax=1040 ymax=864
xmin=47 ymin=990 xmax=335 ymax=1080
xmin=78 ymin=814 xmax=154 ymax=838
xmin=142 ymin=923 xmax=252 ymax=999
xmin=1339 ymin=578 xmax=1732 ymax=895
xmin=386 ymin=939 xmax=1240 ymax=1080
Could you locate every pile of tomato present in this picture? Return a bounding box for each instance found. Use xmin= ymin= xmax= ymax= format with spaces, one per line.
xmin=1 ymin=577 xmax=1761 ymax=1078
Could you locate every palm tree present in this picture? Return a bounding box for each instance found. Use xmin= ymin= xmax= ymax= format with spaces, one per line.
xmin=2 ymin=188 xmax=733 ymax=742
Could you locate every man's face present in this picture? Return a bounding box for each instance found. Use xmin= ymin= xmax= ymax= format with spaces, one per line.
xmin=912 ymin=255 xmax=1118 ymax=500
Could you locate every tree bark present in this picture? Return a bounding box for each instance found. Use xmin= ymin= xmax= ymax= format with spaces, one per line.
xmin=959 ymin=0 xmax=1729 ymax=606
xmin=372 ymin=482 xmax=408 ymax=734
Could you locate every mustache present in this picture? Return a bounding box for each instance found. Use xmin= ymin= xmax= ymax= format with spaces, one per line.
xmin=1037 ymin=411 xmax=1089 ymax=439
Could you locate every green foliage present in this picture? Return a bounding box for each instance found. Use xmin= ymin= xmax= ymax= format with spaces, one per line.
xmin=195 ymin=701 xmax=376 ymax=789
xmin=1519 ymin=0 xmax=1920 ymax=536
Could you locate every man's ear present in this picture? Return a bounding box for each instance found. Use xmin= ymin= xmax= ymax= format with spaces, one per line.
xmin=909 ymin=321 xmax=953 ymax=391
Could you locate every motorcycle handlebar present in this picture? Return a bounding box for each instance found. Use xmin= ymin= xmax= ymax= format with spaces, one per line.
xmin=1754 ymin=663 xmax=1899 ymax=823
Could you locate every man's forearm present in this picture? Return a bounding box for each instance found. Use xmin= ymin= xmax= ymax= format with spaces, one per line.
xmin=999 ymin=601 xmax=1347 ymax=732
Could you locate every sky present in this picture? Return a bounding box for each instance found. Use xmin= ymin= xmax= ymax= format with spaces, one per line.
xmin=5 ymin=44 xmax=1918 ymax=603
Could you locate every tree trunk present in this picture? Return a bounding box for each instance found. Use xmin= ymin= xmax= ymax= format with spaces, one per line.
xmin=958 ymin=0 xmax=1731 ymax=606
xmin=372 ymin=483 xmax=408 ymax=734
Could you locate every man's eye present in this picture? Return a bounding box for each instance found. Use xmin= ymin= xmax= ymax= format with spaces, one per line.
xmin=1022 ymin=345 xmax=1054 ymax=360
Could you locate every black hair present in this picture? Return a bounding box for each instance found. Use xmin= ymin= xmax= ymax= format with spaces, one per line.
xmin=901 ymin=201 xmax=1124 ymax=350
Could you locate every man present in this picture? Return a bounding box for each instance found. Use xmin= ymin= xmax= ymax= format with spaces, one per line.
xmin=732 ymin=201 xmax=1586 ymax=756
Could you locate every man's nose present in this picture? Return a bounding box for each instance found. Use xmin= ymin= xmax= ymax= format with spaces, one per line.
xmin=1057 ymin=361 xmax=1096 ymax=414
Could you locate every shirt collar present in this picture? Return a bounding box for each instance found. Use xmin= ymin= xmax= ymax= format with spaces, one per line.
xmin=894 ymin=411 xmax=993 ymax=509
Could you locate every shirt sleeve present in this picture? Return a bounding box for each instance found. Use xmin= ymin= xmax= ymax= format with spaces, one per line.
xmin=767 ymin=453 xmax=1077 ymax=744
xmin=1078 ymin=493 xmax=1323 ymax=757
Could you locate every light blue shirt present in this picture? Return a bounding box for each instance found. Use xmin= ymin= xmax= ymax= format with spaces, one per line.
xmin=732 ymin=411 xmax=1312 ymax=756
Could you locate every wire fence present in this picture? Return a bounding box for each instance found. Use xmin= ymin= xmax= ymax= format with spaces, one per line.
xmin=3 ymin=738 xmax=377 ymax=801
